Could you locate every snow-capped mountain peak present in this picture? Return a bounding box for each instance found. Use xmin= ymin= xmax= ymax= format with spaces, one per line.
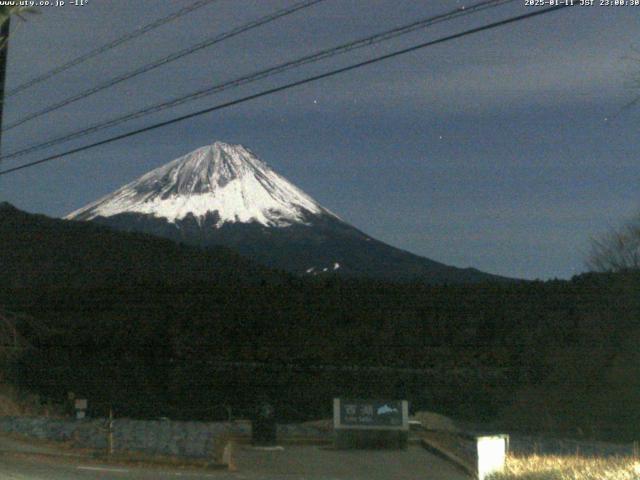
xmin=64 ymin=141 xmax=508 ymax=283
xmin=66 ymin=141 xmax=335 ymax=227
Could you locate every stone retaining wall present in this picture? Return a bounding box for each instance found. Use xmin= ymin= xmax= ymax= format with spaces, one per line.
xmin=0 ymin=416 xmax=330 ymax=458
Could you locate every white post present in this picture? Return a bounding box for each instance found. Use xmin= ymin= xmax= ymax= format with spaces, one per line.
xmin=477 ymin=435 xmax=508 ymax=480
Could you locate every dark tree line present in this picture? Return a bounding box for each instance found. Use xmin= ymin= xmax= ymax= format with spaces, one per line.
xmin=1 ymin=204 xmax=639 ymax=440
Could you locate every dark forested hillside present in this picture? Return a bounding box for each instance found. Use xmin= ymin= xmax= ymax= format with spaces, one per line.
xmin=88 ymin=210 xmax=509 ymax=284
xmin=65 ymin=141 xmax=509 ymax=284
xmin=0 ymin=202 xmax=285 ymax=288
xmin=1 ymin=204 xmax=639 ymax=441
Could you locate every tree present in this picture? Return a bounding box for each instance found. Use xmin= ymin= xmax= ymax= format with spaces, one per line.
xmin=587 ymin=214 xmax=640 ymax=272
xmin=0 ymin=6 xmax=38 ymax=49
xmin=0 ymin=6 xmax=38 ymax=24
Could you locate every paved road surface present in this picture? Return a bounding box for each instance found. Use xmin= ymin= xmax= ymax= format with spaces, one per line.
xmin=234 ymin=444 xmax=471 ymax=479
xmin=0 ymin=454 xmax=230 ymax=479
xmin=0 ymin=434 xmax=471 ymax=479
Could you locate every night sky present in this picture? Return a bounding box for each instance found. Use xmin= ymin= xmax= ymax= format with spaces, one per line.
xmin=0 ymin=0 xmax=637 ymax=280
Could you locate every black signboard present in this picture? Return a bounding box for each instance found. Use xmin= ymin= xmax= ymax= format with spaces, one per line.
xmin=335 ymin=399 xmax=406 ymax=429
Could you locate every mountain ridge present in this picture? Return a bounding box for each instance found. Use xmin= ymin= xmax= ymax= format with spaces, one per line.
xmin=66 ymin=141 xmax=511 ymax=284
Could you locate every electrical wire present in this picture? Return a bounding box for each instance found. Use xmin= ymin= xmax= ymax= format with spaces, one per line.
xmin=3 ymin=0 xmax=327 ymax=131
xmin=0 ymin=0 xmax=516 ymax=162
xmin=0 ymin=4 xmax=574 ymax=177
xmin=5 ymin=0 xmax=221 ymax=98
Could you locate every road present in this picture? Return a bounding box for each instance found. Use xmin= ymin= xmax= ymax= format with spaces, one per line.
xmin=0 ymin=454 xmax=232 ymax=479
xmin=234 ymin=444 xmax=471 ymax=480
xmin=0 ymin=434 xmax=471 ymax=479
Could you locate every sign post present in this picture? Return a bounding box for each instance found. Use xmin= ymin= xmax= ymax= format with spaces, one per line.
xmin=107 ymin=407 xmax=114 ymax=456
xmin=333 ymin=398 xmax=409 ymax=449
xmin=74 ymin=398 xmax=87 ymax=420
xmin=251 ymin=402 xmax=277 ymax=446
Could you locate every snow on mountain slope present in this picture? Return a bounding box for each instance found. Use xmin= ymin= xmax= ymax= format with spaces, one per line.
xmin=65 ymin=140 xmax=510 ymax=283
xmin=66 ymin=141 xmax=336 ymax=227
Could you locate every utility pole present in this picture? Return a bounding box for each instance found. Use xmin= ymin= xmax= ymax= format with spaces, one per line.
xmin=107 ymin=407 xmax=114 ymax=456
xmin=0 ymin=16 xmax=10 ymax=156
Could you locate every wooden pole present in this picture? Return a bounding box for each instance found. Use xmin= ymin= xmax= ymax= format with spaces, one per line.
xmin=0 ymin=16 xmax=10 ymax=156
xmin=107 ymin=407 xmax=114 ymax=456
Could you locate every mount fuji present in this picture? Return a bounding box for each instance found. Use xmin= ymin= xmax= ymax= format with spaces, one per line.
xmin=67 ymin=141 xmax=506 ymax=283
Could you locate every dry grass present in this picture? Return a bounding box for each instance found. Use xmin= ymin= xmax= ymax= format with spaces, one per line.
xmin=489 ymin=454 xmax=640 ymax=480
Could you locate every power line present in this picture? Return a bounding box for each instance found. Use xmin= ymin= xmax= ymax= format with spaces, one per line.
xmin=0 ymin=4 xmax=574 ymax=177
xmin=3 ymin=0 xmax=327 ymax=131
xmin=4 ymin=0 xmax=219 ymax=98
xmin=1 ymin=0 xmax=516 ymax=162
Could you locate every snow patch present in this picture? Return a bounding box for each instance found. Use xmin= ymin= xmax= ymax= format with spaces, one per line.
xmin=66 ymin=141 xmax=338 ymax=228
